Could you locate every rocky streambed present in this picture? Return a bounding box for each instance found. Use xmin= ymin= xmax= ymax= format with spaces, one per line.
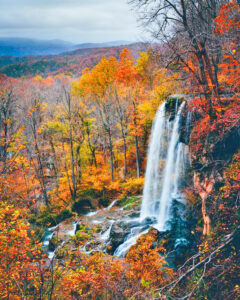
xmin=42 ymin=195 xmax=145 ymax=259
xmin=42 ymin=194 xmax=192 ymax=266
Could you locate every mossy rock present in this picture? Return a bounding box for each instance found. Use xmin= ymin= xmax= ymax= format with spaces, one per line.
xmin=74 ymin=224 xmax=93 ymax=245
xmin=76 ymin=223 xmax=89 ymax=232
xmin=94 ymin=225 xmax=102 ymax=233
xmin=119 ymin=196 xmax=141 ymax=209
xmin=76 ymin=189 xmax=111 ymax=210
xmin=165 ymin=95 xmax=185 ymax=119
xmin=75 ymin=231 xmax=91 ymax=242
xmin=29 ymin=208 xmax=73 ymax=227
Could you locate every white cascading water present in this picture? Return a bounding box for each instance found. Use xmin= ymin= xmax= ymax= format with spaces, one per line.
xmin=65 ymin=221 xmax=79 ymax=236
xmin=100 ymin=221 xmax=115 ymax=241
xmin=141 ymin=100 xmax=186 ymax=230
xmin=140 ymin=102 xmax=166 ymax=219
xmin=172 ymin=143 xmax=184 ymax=198
xmin=155 ymin=101 xmax=186 ymax=230
xmin=114 ymin=227 xmax=148 ymax=257
xmin=114 ymin=98 xmax=187 ymax=257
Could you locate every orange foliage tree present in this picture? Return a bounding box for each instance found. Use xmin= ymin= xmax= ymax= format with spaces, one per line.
xmin=0 ymin=202 xmax=44 ymax=299
xmin=56 ymin=230 xmax=173 ymax=299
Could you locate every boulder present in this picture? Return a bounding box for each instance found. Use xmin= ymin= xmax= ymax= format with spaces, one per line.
xmin=107 ymin=221 xmax=132 ymax=254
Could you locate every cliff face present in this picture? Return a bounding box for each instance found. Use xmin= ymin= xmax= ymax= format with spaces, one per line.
xmin=179 ymin=98 xmax=240 ymax=237
xmin=161 ymin=98 xmax=240 ymax=297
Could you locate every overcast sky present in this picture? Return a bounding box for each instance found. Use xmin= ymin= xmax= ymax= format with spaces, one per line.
xmin=0 ymin=0 xmax=144 ymax=43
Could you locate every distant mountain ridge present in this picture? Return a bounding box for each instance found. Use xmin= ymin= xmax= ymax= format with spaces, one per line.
xmin=0 ymin=38 xmax=73 ymax=56
xmin=0 ymin=42 xmax=148 ymax=78
xmin=0 ymin=38 xmax=134 ymax=57
xmin=73 ymin=41 xmax=132 ymax=50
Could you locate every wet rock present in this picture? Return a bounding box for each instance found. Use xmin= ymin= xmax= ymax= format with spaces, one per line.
xmin=124 ymin=216 xmax=154 ymax=229
xmin=173 ymin=238 xmax=190 ymax=266
xmin=108 ymin=221 xmax=132 ymax=254
xmin=142 ymin=217 xmax=156 ymax=226
xmin=165 ymin=95 xmax=186 ymax=120
xmin=101 ymin=221 xmax=113 ymax=233
xmin=125 ymin=211 xmax=140 ymax=218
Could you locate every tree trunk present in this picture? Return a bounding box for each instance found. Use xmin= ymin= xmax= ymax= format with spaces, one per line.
xmin=132 ymin=97 xmax=140 ymax=178
xmin=65 ymin=89 xmax=77 ymax=202
xmin=119 ymin=120 xmax=127 ymax=178
xmin=115 ymin=89 xmax=128 ymax=177
xmin=76 ymin=145 xmax=82 ymax=185
xmin=32 ymin=118 xmax=49 ymax=206
xmin=49 ymin=138 xmax=59 ymax=194
xmin=86 ymin=125 xmax=97 ymax=167
xmin=135 ymin=135 xmax=140 ymax=178
xmin=69 ymin=122 xmax=77 ymax=202
xmin=107 ymin=127 xmax=114 ymax=181
xmin=123 ymin=135 xmax=127 ymax=178
xmin=202 ymin=196 xmax=211 ymax=236
xmin=62 ymin=140 xmax=73 ymax=200
xmin=193 ymin=173 xmax=214 ymax=236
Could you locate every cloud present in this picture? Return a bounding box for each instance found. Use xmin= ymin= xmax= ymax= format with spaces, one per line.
xmin=0 ymin=0 xmax=143 ymax=43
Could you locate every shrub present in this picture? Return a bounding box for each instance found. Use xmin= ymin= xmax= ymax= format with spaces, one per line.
xmin=121 ymin=177 xmax=144 ymax=196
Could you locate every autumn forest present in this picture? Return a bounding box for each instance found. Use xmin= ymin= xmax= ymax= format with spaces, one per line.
xmin=0 ymin=0 xmax=239 ymax=299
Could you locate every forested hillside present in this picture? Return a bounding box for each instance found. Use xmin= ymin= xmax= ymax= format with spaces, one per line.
xmin=0 ymin=43 xmax=146 ymax=77
xmin=0 ymin=1 xmax=239 ymax=299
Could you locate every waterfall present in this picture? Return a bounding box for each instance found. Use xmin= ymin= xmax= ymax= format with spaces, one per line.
xmin=114 ymin=227 xmax=148 ymax=257
xmin=140 ymin=102 xmax=166 ymax=220
xmin=173 ymin=143 xmax=183 ymax=198
xmin=100 ymin=221 xmax=114 ymax=241
xmin=114 ymin=97 xmax=188 ymax=257
xmin=65 ymin=221 xmax=79 ymax=236
xmin=155 ymin=101 xmax=185 ymax=230
xmin=141 ymin=100 xmax=186 ymax=231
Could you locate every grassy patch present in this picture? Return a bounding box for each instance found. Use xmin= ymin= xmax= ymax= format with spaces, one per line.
xmin=119 ymin=196 xmax=141 ymax=210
